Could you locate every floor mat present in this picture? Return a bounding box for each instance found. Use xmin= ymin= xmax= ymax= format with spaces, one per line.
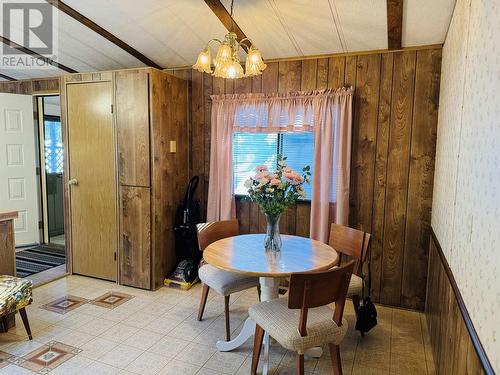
xmin=16 ymin=245 xmax=65 ymax=277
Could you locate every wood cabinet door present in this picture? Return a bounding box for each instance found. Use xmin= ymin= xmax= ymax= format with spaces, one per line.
xmin=115 ymin=71 xmax=150 ymax=187
xmin=67 ymin=82 xmax=117 ymax=281
xmin=120 ymin=186 xmax=151 ymax=289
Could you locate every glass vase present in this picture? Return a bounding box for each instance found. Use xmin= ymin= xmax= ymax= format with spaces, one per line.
xmin=264 ymin=213 xmax=282 ymax=252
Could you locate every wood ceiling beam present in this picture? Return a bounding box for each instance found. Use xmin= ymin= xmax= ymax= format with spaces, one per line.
xmin=0 ymin=35 xmax=78 ymax=73
xmin=204 ymin=0 xmax=248 ymax=44
xmin=0 ymin=72 xmax=16 ymax=81
xmin=387 ymin=0 xmax=403 ymax=49
xmin=45 ymin=0 xmax=163 ymax=69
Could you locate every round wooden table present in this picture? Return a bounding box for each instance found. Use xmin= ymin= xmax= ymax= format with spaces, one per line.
xmin=204 ymin=234 xmax=339 ymax=374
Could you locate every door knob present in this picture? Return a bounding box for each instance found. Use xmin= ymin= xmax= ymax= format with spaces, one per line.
xmin=68 ymin=178 xmax=78 ymax=186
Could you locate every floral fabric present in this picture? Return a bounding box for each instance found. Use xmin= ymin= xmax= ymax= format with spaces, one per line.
xmin=0 ymin=275 xmax=32 ymax=315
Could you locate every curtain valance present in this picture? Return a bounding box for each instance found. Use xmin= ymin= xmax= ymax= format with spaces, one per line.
xmin=210 ymin=88 xmax=353 ymax=133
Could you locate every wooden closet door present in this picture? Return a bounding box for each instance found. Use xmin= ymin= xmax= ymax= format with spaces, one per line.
xmin=115 ymin=71 xmax=150 ymax=187
xmin=120 ymin=186 xmax=151 ymax=289
xmin=67 ymin=82 xmax=117 ymax=281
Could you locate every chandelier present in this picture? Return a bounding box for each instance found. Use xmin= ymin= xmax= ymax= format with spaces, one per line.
xmin=193 ymin=2 xmax=266 ymax=79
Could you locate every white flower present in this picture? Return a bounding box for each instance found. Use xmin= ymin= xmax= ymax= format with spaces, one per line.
xmin=244 ymin=179 xmax=253 ymax=188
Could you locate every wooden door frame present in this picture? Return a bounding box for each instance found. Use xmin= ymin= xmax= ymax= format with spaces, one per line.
xmin=34 ymin=94 xmax=64 ymax=245
xmin=35 ymin=96 xmax=49 ymax=244
xmin=33 ymin=91 xmax=69 ymax=273
xmin=61 ymin=77 xmax=119 ymax=282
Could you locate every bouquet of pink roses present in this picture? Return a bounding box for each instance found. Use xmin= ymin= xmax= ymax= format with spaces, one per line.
xmin=244 ymin=154 xmax=311 ymax=218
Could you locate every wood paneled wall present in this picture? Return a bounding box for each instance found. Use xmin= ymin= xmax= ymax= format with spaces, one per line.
xmin=0 ymin=77 xmax=59 ymax=94
xmin=169 ymin=46 xmax=442 ymax=310
xmin=426 ymin=230 xmax=492 ymax=374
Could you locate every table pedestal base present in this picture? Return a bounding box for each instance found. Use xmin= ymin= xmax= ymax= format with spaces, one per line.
xmin=215 ymin=276 xmax=323 ymax=374
xmin=216 ymin=317 xmax=256 ymax=352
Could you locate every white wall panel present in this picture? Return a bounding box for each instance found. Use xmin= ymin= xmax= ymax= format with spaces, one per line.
xmin=403 ymin=0 xmax=456 ymax=47
xmin=221 ymin=0 xmax=301 ymax=58
xmin=432 ymin=0 xmax=500 ymax=370
xmin=63 ymin=0 xmax=228 ymax=67
xmin=54 ymin=12 xmax=146 ymax=72
xmin=334 ymin=0 xmax=388 ymax=52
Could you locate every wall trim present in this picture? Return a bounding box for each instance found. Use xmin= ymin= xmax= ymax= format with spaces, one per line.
xmin=430 ymin=227 xmax=494 ymax=375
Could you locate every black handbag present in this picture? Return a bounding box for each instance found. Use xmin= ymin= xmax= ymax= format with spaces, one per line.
xmin=355 ymin=296 xmax=378 ymax=332
xmin=354 ymin=234 xmax=378 ymax=333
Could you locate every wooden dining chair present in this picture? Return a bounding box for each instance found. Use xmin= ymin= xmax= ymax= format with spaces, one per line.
xmin=249 ymin=261 xmax=355 ymax=375
xmin=328 ymin=223 xmax=371 ymax=334
xmin=196 ymin=220 xmax=259 ymax=341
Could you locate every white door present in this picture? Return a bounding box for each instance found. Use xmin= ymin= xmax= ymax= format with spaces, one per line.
xmin=0 ymin=93 xmax=40 ymax=246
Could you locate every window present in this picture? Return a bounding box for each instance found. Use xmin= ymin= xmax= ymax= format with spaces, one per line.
xmin=44 ymin=116 xmax=63 ymax=174
xmin=233 ymin=132 xmax=314 ymax=199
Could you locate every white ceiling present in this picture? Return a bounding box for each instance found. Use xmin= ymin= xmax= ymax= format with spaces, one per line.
xmin=403 ymin=0 xmax=456 ymax=47
xmin=0 ymin=0 xmax=456 ymax=80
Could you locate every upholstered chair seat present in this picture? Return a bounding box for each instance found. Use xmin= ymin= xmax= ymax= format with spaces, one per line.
xmin=198 ymin=264 xmax=259 ymax=296
xmin=331 ymin=267 xmax=363 ymax=297
xmin=196 ymin=220 xmax=260 ymax=341
xmin=250 ymin=262 xmax=355 ymax=375
xmin=347 ymin=274 xmax=363 ymax=297
xmin=249 ymin=297 xmax=348 ymax=353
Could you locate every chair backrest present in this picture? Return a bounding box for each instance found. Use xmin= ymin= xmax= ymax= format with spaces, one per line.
xmin=328 ymin=224 xmax=371 ymax=275
xmin=288 ymin=261 xmax=355 ymax=335
xmin=196 ymin=219 xmax=239 ymax=251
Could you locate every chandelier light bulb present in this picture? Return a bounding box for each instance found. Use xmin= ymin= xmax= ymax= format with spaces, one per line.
xmin=215 ymin=44 xmax=232 ymax=66
xmin=193 ymin=48 xmax=212 ymax=73
xmin=245 ymin=47 xmax=266 ymax=77
xmin=193 ymin=33 xmax=266 ymax=79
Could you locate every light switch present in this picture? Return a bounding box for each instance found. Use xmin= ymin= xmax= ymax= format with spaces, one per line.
xmin=170 ymin=140 xmax=177 ymax=153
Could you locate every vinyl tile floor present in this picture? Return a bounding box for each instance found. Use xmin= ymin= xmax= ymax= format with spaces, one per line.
xmin=0 ymin=275 xmax=435 ymax=374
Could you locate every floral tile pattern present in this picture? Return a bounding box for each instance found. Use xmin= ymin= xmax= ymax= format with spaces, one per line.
xmin=19 ymin=341 xmax=81 ymax=373
xmin=90 ymin=292 xmax=134 ymax=309
xmin=39 ymin=296 xmax=89 ymax=315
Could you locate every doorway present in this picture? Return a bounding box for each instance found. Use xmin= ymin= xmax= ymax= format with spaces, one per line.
xmin=39 ymin=96 xmax=65 ymax=247
xmin=13 ymin=94 xmax=66 ymax=280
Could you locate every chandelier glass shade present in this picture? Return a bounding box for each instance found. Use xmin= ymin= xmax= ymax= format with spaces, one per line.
xmin=193 ymin=32 xmax=266 ymax=79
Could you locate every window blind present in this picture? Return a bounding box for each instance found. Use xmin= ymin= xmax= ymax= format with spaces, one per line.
xmin=281 ymin=132 xmax=314 ymax=199
xmin=233 ymin=132 xmax=314 ymax=199
xmin=233 ymin=132 xmax=278 ymax=195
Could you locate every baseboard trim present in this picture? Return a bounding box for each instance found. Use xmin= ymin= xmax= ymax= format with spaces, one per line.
xmin=429 ymin=228 xmax=494 ymax=375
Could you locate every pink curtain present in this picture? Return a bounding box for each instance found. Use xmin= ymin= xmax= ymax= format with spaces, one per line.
xmin=310 ymin=89 xmax=353 ymax=242
xmin=206 ymin=99 xmax=237 ymax=221
xmin=207 ymin=88 xmax=354 ymax=236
